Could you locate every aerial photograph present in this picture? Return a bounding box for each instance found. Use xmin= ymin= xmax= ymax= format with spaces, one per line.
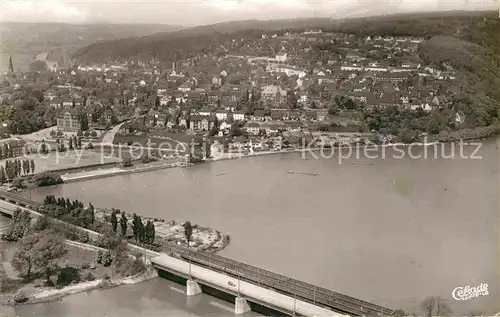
xmin=0 ymin=0 xmax=499 ymax=316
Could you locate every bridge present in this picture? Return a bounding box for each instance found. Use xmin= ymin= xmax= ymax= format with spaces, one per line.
xmin=0 ymin=190 xmax=394 ymax=316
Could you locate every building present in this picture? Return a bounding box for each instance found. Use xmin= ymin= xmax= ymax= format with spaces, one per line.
xmin=276 ymin=53 xmax=287 ymax=63
xmin=189 ymin=115 xmax=217 ymax=132
xmin=261 ymin=85 xmax=287 ymax=103
xmin=232 ymin=112 xmax=245 ymax=121
xmin=56 ymin=109 xmax=90 ymax=132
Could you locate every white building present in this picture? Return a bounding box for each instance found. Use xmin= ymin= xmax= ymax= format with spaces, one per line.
xmin=276 ymin=53 xmax=287 ymax=63
xmin=215 ymin=111 xmax=228 ymax=121
xmin=232 ymin=112 xmax=245 ymax=121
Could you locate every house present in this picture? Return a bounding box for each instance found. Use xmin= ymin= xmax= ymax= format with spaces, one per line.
xmin=189 ymin=115 xmax=216 ymax=132
xmin=276 ymin=52 xmax=287 ymax=62
xmin=251 ymin=110 xmax=266 ymax=121
xmin=261 ymin=85 xmax=287 ymax=103
xmin=179 ymin=115 xmax=188 ymax=128
xmin=62 ymin=97 xmax=73 ymax=108
xmin=245 ymin=122 xmax=261 ymax=135
xmin=297 ymin=91 xmax=308 ymax=104
xmin=232 ymin=112 xmax=245 ymax=121
xmin=215 ymin=111 xmax=229 ymax=121
xmin=178 ymin=84 xmax=191 ymax=92
xmin=219 ymin=121 xmax=232 ymax=131
xmin=231 ymin=136 xmax=249 ymax=149
xmin=44 ymin=89 xmax=58 ymax=101
xmin=50 ymin=98 xmax=62 ymax=109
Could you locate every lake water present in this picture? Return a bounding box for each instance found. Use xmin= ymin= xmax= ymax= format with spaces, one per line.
xmin=3 ymin=140 xmax=500 ymax=315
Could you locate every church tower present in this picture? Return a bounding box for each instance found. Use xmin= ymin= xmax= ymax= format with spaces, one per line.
xmin=8 ymin=55 xmax=14 ymax=73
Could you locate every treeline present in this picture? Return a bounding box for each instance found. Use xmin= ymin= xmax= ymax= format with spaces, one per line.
xmin=42 ymin=195 xmax=95 ymax=229
xmin=0 ymin=159 xmax=35 ymax=183
xmin=42 ymin=196 xmax=156 ymax=246
xmin=0 ymin=142 xmax=24 ymax=159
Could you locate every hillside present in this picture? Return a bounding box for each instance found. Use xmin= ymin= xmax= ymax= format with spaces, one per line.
xmin=72 ymin=18 xmax=333 ymax=63
xmin=72 ymin=11 xmax=498 ymax=64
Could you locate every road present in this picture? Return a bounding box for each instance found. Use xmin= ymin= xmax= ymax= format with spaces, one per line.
xmin=101 ymin=121 xmax=127 ymax=145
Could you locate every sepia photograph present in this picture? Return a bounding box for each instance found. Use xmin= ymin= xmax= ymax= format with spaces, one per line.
xmin=0 ymin=0 xmax=499 ymax=316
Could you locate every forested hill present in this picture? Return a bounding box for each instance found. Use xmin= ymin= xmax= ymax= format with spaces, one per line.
xmin=72 ymin=18 xmax=333 ymax=64
xmin=72 ymin=11 xmax=498 ymax=64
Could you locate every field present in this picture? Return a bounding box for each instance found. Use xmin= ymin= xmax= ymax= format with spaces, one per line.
xmin=0 ymin=149 xmax=120 ymax=174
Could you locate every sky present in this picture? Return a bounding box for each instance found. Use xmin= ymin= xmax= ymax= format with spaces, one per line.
xmin=0 ymin=0 xmax=497 ymax=26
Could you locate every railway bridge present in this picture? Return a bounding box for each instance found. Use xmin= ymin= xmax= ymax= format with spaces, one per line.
xmin=0 ymin=190 xmax=394 ymax=316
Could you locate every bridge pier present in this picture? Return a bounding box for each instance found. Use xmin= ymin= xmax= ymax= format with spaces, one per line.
xmin=186 ymin=279 xmax=202 ymax=296
xmin=235 ymin=297 xmax=251 ymax=315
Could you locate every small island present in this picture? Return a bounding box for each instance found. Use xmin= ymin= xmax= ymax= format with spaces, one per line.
xmin=0 ymin=195 xmax=229 ymax=306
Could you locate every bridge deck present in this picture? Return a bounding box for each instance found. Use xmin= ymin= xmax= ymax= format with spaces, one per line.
xmin=152 ymin=254 xmax=344 ymax=317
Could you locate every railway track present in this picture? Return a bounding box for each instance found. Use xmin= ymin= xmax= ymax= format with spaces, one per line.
xmin=164 ymin=244 xmax=393 ymax=316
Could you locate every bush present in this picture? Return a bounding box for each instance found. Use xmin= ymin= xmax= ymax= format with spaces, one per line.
xmin=34 ymin=173 xmax=64 ymax=187
xmin=101 ymin=251 xmax=112 ymax=267
xmin=56 ymin=266 xmax=80 ymax=287
xmin=96 ymin=231 xmax=121 ymax=250
xmin=85 ymin=272 xmax=96 ymax=281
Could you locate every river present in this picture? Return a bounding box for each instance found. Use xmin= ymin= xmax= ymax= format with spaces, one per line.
xmin=2 ymin=141 xmax=500 ymax=315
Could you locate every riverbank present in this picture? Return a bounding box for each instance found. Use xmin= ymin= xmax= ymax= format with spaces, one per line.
xmin=0 ymin=234 xmax=159 ymax=308
xmin=1 ymin=267 xmax=158 ymax=307
xmin=61 ymin=159 xmax=181 ymax=183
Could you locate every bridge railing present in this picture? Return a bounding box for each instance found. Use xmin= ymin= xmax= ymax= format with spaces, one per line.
xmin=162 ymin=243 xmax=394 ymax=316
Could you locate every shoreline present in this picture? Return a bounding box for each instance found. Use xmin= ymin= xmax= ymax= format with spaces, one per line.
xmin=1 ymin=267 xmax=158 ymax=307
xmin=12 ymin=139 xmax=487 ymax=187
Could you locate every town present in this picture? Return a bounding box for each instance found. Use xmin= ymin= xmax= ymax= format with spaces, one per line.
xmin=1 ymin=28 xmax=474 ymax=161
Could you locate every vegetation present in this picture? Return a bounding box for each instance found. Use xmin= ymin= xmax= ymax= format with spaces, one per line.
xmin=183 ymin=221 xmax=193 ymax=247
xmin=131 ymin=213 xmax=155 ymax=245
xmin=42 ymin=195 xmax=95 ymax=229
xmin=0 ymin=159 xmax=35 ymax=183
xmin=11 ymin=230 xmax=67 ymax=279
xmin=1 ymin=208 xmax=32 ymax=242
xmin=420 ymin=296 xmax=452 ymax=317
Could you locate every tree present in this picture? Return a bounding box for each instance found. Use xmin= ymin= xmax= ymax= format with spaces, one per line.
xmin=120 ymin=213 xmax=128 ymax=236
xmin=420 ymin=297 xmax=452 ymax=317
xmin=132 ymin=214 xmax=142 ymax=242
xmin=110 ymin=211 xmax=118 ymax=233
xmin=34 ymin=232 xmax=67 ymax=280
xmin=101 ymin=251 xmax=112 ymax=267
xmin=77 ymin=136 xmax=82 ymax=149
xmin=40 ymin=142 xmax=48 ymax=154
xmin=183 ymin=221 xmax=193 ymax=247
xmin=12 ymin=231 xmax=66 ymax=279
xmin=0 ymin=166 xmax=6 ymax=184
xmin=12 ymin=233 xmax=39 ymax=277
xmin=144 ymin=220 xmax=155 ymax=244
xmin=80 ymin=115 xmax=89 ymax=131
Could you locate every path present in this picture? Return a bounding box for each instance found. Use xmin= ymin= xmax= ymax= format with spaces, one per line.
xmin=101 ymin=122 xmax=127 ymax=145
